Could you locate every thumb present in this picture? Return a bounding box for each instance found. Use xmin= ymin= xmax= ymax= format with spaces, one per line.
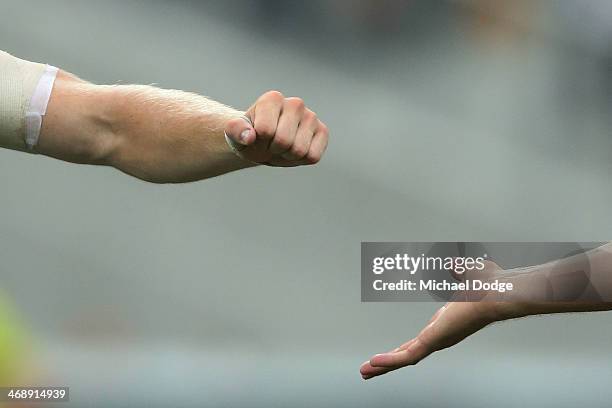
xmin=225 ymin=116 xmax=256 ymax=146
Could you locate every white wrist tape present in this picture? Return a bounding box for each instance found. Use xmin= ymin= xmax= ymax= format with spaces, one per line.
xmin=25 ymin=65 xmax=58 ymax=150
xmin=0 ymin=50 xmax=58 ymax=152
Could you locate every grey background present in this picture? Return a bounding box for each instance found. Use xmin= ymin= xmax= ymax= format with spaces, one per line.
xmin=1 ymin=1 xmax=612 ymax=407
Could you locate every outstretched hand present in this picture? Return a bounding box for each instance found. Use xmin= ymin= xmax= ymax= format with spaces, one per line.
xmin=360 ymin=301 xmax=499 ymax=380
xmin=360 ymin=261 xmax=510 ymax=380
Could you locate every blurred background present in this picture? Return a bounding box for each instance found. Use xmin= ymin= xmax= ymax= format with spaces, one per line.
xmin=1 ymin=0 xmax=612 ymax=406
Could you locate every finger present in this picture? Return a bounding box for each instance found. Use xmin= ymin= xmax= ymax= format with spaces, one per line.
xmin=224 ymin=116 xmax=256 ymax=146
xmin=296 ymin=122 xmax=329 ymax=165
xmin=361 ymin=342 xmax=425 ymax=379
xmin=268 ymin=97 xmax=305 ymax=154
xmin=360 ymin=361 xmax=395 ymax=379
xmin=364 ymin=307 xmax=443 ymax=377
xmin=360 ymin=343 xmax=404 ymax=379
xmin=369 ymin=338 xmax=430 ymax=369
xmin=281 ymin=109 xmax=316 ymax=161
xmin=252 ymin=90 xmax=284 ymax=140
xmin=360 ymin=341 xmax=412 ymax=379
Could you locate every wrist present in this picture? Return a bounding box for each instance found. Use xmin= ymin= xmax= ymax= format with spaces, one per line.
xmin=482 ymin=263 xmax=552 ymax=321
xmin=489 ymin=302 xmax=531 ymax=321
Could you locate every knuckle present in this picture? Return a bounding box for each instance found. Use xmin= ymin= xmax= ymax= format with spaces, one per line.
xmin=286 ymin=97 xmax=305 ymax=111
xmin=263 ymin=90 xmax=284 ymax=101
xmin=302 ymin=109 xmax=315 ymax=121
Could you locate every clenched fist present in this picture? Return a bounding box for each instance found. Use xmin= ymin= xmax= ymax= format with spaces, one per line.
xmin=224 ymin=91 xmax=329 ymax=167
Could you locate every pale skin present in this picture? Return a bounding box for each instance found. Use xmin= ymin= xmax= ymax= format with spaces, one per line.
xmin=361 ymin=245 xmax=612 ymax=380
xmin=6 ymin=63 xmax=612 ymax=384
xmin=33 ymin=71 xmax=329 ymax=183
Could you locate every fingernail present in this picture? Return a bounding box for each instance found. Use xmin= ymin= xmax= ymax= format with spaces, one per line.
xmin=240 ymin=129 xmax=251 ymax=144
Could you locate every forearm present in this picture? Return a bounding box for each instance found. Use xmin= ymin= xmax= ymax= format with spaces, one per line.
xmin=38 ymin=72 xmax=254 ymax=183
xmin=493 ymin=243 xmax=612 ymax=320
xmin=4 ymin=50 xmax=327 ymax=180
